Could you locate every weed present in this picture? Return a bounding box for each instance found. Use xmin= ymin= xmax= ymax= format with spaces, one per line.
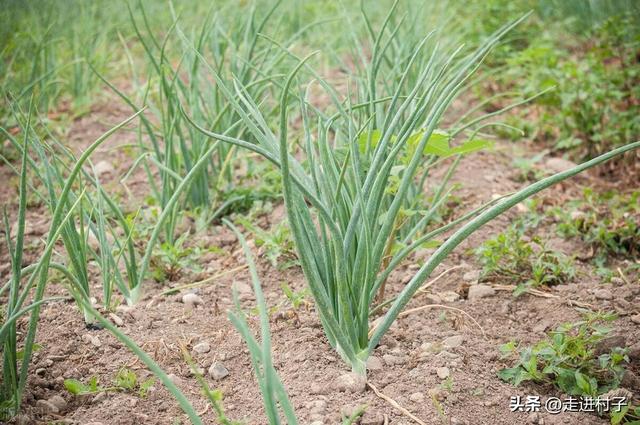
xmin=498 ymin=311 xmax=627 ymax=393
xmin=499 ymin=310 xmax=637 ymax=421
xmin=551 ymin=189 xmax=640 ymax=265
xmin=235 ymin=217 xmax=297 ymax=269
xmin=280 ymin=283 xmax=310 ymax=310
xmin=64 ymin=368 xmax=155 ymax=398
xmin=150 ymin=233 xmax=202 ymax=283
xmin=476 ymin=226 xmax=575 ymax=295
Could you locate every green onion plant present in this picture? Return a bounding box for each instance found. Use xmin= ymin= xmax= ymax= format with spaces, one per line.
xmin=189 ymin=8 xmax=640 ymax=375
xmin=226 ymin=220 xmax=298 ymax=424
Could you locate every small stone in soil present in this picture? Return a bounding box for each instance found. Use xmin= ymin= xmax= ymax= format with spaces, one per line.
xmin=108 ymin=313 xmax=124 ymax=326
xmin=630 ymin=314 xmax=640 ymax=325
xmin=167 ymin=374 xmax=182 ymax=385
xmin=545 ymin=157 xmax=577 ymax=173
xmin=366 ymin=356 xmax=383 ymax=371
xmin=232 ymin=281 xmax=252 ymax=294
xmin=47 ymin=395 xmax=67 ymax=412
xmin=335 ymin=372 xmax=367 ymax=393
xmin=440 ymin=291 xmax=460 ymax=303
xmin=306 ymin=399 xmax=327 ymax=413
xmin=428 ymin=387 xmax=445 ymax=401
xmin=467 ymin=284 xmax=495 ymax=301
xmin=442 ymin=335 xmax=464 ymax=349
xmin=36 ymin=399 xmax=59 ymax=414
xmin=309 ymin=382 xmax=326 ymax=395
xmin=436 ymin=366 xmax=450 ymax=379
xmin=419 ymin=341 xmax=441 ymax=354
xmin=594 ymin=288 xmax=613 ymax=300
xmin=94 ymin=160 xmax=115 ymax=177
xmin=462 ymin=270 xmax=480 ymax=282
xmin=340 ymin=404 xmax=361 ymax=417
xmin=360 ymin=411 xmax=385 ymax=425
xmin=595 ymin=334 xmax=626 ymax=355
xmin=382 ymin=354 xmax=406 ymax=366
xmin=528 ymin=412 xmax=543 ymax=424
xmin=92 ymin=392 xmax=107 ymax=404
xmin=622 ymin=370 xmax=640 ymax=391
xmin=409 ymin=392 xmax=425 ymax=403
xmin=182 ymin=293 xmax=204 ymax=308
xmin=209 ymin=362 xmax=229 ymax=380
xmin=193 ymin=342 xmax=211 ymax=353
xmin=628 ymin=342 xmax=640 ymax=361
xmin=81 ymin=333 xmax=101 ymax=347
xmin=188 ymin=366 xmax=205 ymax=377
xmin=425 ymin=293 xmax=441 ymax=304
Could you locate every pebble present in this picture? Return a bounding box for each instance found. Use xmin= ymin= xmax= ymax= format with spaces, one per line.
xmin=48 ymin=395 xmax=67 ymax=411
xmin=335 ymin=372 xmax=367 ymax=393
xmin=440 ymin=291 xmax=460 ymax=303
xmin=442 ymin=335 xmax=464 ymax=349
xmin=382 ymin=354 xmax=406 ymax=366
xmin=209 ymin=362 xmax=229 ymax=380
xmin=366 ymin=356 xmax=383 ymax=371
xmin=610 ymin=277 xmax=625 ymax=286
xmin=36 ymin=399 xmax=59 ymax=414
xmin=630 ymin=315 xmax=640 ymax=325
xmin=462 ymin=270 xmax=480 ymax=282
xmin=167 ymin=374 xmax=183 ymax=385
xmin=306 ymin=399 xmax=327 ymax=414
xmin=467 ymin=284 xmax=495 ymax=301
xmin=182 ymin=293 xmax=204 ymax=308
xmin=233 ymin=281 xmax=252 ymax=294
xmin=595 ymin=335 xmax=626 ymax=355
xmin=94 ymin=160 xmax=115 ymax=177
xmin=108 ymin=313 xmax=124 ymax=326
xmin=528 ymin=411 xmax=544 ymax=424
xmin=533 ymin=319 xmax=554 ymax=333
xmin=594 ymin=289 xmax=613 ymax=300
xmin=309 ymin=382 xmax=327 ymax=395
xmin=428 ymin=387 xmax=445 ymax=401
xmin=81 ymin=334 xmax=101 ymax=348
xmin=425 ymin=294 xmax=442 ymax=304
xmin=360 ymin=411 xmax=385 ymax=425
xmin=545 ymin=157 xmax=577 ymax=173
xmin=409 ymin=392 xmax=425 ymax=403
xmin=92 ymin=392 xmax=107 ymax=404
xmin=188 ymin=366 xmax=204 ymax=377
xmin=340 ymin=404 xmax=361 ymax=417
xmin=193 ymin=342 xmax=211 ymax=354
xmin=622 ymin=370 xmax=640 ymax=391
xmin=436 ymin=366 xmax=450 ymax=379
xmin=437 ymin=351 xmax=460 ymax=360
xmin=628 ymin=342 xmax=640 ymax=361
xmin=419 ymin=341 xmax=440 ymax=354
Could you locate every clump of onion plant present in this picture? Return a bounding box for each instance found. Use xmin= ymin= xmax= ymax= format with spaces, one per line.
xmin=187 ymin=10 xmax=640 ymax=375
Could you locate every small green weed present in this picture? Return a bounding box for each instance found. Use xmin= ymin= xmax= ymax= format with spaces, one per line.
xmin=64 ymin=368 xmax=155 ymax=398
xmin=235 ymin=217 xmax=297 ymax=270
xmin=551 ymin=189 xmax=640 ymax=265
xmin=476 ymin=226 xmax=575 ymax=295
xmin=499 ymin=311 xmax=637 ymax=422
xmin=149 ymin=233 xmax=203 ymax=282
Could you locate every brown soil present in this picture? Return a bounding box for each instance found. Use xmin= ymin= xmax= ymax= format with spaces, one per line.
xmin=1 ymin=98 xmax=638 ymax=425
